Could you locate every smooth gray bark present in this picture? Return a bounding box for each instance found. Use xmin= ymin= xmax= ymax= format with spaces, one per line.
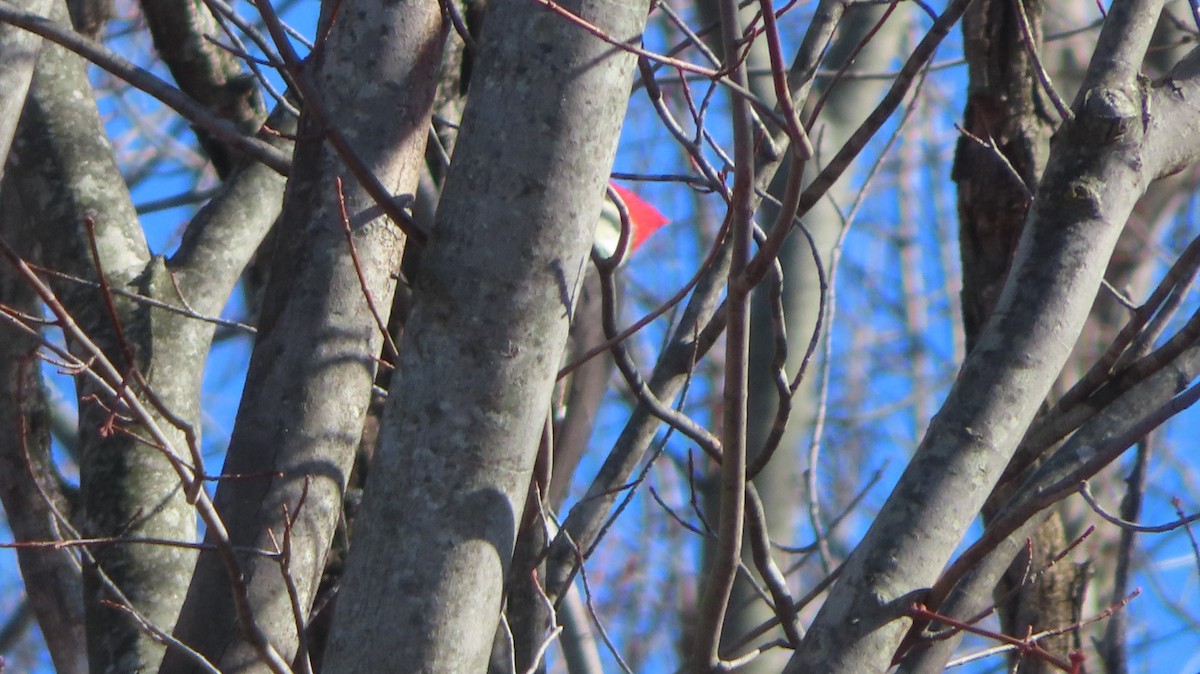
xmin=783 ymin=1 xmax=1200 ymax=670
xmin=8 ymin=5 xmax=289 ymax=664
xmin=9 ymin=3 xmax=193 ymax=670
xmin=321 ymin=0 xmax=647 ymax=669
xmin=160 ymin=0 xmax=446 ymax=671
xmin=0 ymin=0 xmax=48 ymax=180
xmin=0 ymin=176 xmax=87 ymax=674
xmin=900 ymin=338 xmax=1200 ymax=673
xmin=955 ymin=0 xmax=1082 ymax=669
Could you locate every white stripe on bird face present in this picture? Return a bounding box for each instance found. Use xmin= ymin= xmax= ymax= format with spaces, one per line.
xmin=593 ymin=182 xmax=669 ymax=263
xmin=593 ymin=196 xmax=626 ymax=262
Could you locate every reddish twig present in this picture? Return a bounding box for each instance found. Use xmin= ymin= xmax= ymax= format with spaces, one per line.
xmin=26 ymin=263 xmax=254 ymax=333
xmin=529 ymin=0 xmax=718 ymax=78
xmin=0 ymin=237 xmax=291 ymax=673
xmin=753 ymin=0 xmax=813 ymax=160
xmin=907 ymin=603 xmax=1077 ymax=672
xmin=1010 ymin=0 xmax=1072 ymax=121
xmin=557 ymin=216 xmax=729 ymax=381
xmin=102 ymin=600 xmax=223 ymax=674
xmin=0 ymin=1 xmax=291 ymax=173
xmin=0 ymin=536 xmax=276 ymax=557
xmin=334 ymin=177 xmax=400 ymax=360
xmin=251 ymin=0 xmax=425 ymax=244
xmin=271 ymin=477 xmax=313 ymax=674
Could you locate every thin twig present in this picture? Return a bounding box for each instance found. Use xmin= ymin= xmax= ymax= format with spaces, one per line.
xmin=250 ymin=0 xmax=425 ymax=243
xmin=1174 ymin=495 xmax=1200 ymax=580
xmin=104 ymin=601 xmax=225 ymax=674
xmin=1081 ymin=481 xmax=1200 ymax=533
xmin=1010 ymin=0 xmax=1073 ymax=121
xmin=595 ymin=252 xmax=721 ymax=460
xmin=275 ymin=479 xmax=314 ymax=674
xmin=568 ymin=534 xmax=635 ymax=674
xmin=955 ymin=124 xmax=1035 ymax=200
xmin=1099 ymin=436 xmax=1149 ymax=672
xmin=12 ymin=363 xmax=231 ymax=674
xmin=743 ymin=484 xmax=802 ymax=647
xmin=928 ymin=381 xmax=1200 ymax=619
xmin=335 ymin=177 xmax=400 ymax=360
xmin=0 ymin=0 xmax=291 ymax=174
xmin=907 ymin=603 xmax=1075 ymax=672
xmin=0 ymin=237 xmax=292 ymax=673
xmin=690 ymin=0 xmax=755 ymax=663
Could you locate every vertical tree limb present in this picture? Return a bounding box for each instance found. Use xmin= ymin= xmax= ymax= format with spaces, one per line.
xmin=322 ymin=0 xmax=648 ymax=669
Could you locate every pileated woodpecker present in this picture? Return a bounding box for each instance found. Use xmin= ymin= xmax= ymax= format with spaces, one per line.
xmin=549 ymin=182 xmax=667 ymax=509
xmin=498 ymin=182 xmax=668 ymax=674
xmin=306 ymin=182 xmax=667 ymax=670
xmin=361 ymin=182 xmax=668 ymax=510
xmin=594 ymin=182 xmax=670 ymax=261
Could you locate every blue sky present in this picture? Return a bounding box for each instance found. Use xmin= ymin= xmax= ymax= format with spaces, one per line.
xmin=5 ymin=1 xmax=1200 ymax=672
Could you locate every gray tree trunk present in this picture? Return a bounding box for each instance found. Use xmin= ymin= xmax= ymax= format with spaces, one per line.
xmin=0 ymin=174 xmax=87 ymax=674
xmin=160 ymin=0 xmax=447 ymax=671
xmin=10 ymin=3 xmax=192 ymax=669
xmin=784 ymin=0 xmax=1200 ymax=669
xmin=321 ymin=0 xmax=649 ymax=669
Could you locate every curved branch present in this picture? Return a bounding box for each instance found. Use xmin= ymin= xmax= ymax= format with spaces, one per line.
xmin=0 ymin=0 xmax=291 ymax=174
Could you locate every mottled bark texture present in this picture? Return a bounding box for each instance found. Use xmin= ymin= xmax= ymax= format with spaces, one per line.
xmin=954 ymin=0 xmax=1085 ymax=670
xmin=784 ymin=0 xmax=1200 ymax=669
xmin=0 ymin=0 xmax=48 ymax=177
xmin=320 ymin=0 xmax=647 ymax=669
xmin=10 ymin=3 xmax=190 ymax=670
xmin=0 ymin=176 xmax=87 ymax=674
xmin=160 ymin=0 xmax=447 ymax=671
xmin=7 ymin=2 xmax=292 ymax=668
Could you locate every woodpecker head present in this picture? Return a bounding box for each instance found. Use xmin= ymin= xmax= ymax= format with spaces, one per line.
xmin=593 ymin=182 xmax=669 ymax=264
